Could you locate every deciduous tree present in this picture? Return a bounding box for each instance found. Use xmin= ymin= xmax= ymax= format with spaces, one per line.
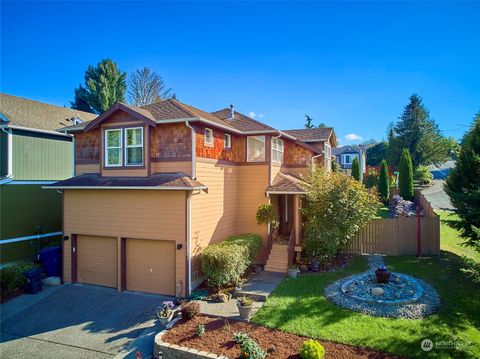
xmin=127 ymin=67 xmax=175 ymax=106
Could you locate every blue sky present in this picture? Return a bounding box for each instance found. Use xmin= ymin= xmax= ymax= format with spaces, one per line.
xmin=1 ymin=1 xmax=479 ymax=144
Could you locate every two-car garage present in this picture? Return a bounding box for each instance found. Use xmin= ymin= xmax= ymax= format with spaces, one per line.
xmin=60 ymin=189 xmax=190 ymax=297
xmin=74 ymin=235 xmax=176 ymax=295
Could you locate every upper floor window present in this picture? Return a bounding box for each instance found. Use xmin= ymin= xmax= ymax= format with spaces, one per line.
xmin=125 ymin=127 xmax=144 ymax=166
xmin=271 ymin=138 xmax=284 ymax=163
xmin=104 ymin=127 xmax=144 ymax=167
xmin=205 ymin=128 xmax=213 ymax=146
xmin=105 ymin=129 xmax=123 ymax=167
xmin=324 ymin=143 xmax=331 ymax=166
xmin=224 ymin=133 xmax=231 ymax=149
xmin=247 ymin=136 xmax=265 ymax=162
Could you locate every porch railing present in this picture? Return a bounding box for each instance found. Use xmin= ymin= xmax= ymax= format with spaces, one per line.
xmin=262 ymin=230 xmax=274 ymax=266
xmin=287 ymin=227 xmax=296 ymax=267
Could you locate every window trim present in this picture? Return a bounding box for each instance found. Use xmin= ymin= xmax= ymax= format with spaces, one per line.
xmin=204 ymin=128 xmax=213 ymax=146
xmin=271 ymin=138 xmax=284 ymax=164
xmin=224 ymin=133 xmax=231 ymax=149
xmin=104 ymin=128 xmax=123 ymax=167
xmin=246 ymin=135 xmax=266 ymax=162
xmin=124 ymin=127 xmax=144 ymax=167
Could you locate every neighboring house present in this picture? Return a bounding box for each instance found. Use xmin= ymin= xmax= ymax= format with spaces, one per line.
xmin=0 ymin=93 xmax=96 ymax=265
xmin=47 ymin=101 xmax=336 ymax=297
xmin=332 ymin=145 xmax=366 ymax=181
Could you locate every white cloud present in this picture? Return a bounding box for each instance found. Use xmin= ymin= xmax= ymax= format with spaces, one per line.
xmin=345 ymin=133 xmax=363 ymax=141
xmin=248 ymin=112 xmax=256 ymax=118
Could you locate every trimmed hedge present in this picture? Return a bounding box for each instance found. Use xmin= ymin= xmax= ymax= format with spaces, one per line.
xmin=201 ymin=234 xmax=262 ymax=288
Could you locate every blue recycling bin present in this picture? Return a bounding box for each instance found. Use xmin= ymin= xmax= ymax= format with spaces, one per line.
xmin=38 ymin=246 xmax=62 ymax=277
xmin=24 ymin=268 xmax=42 ymax=294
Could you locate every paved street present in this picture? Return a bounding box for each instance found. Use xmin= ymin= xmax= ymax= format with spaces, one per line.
xmin=0 ymin=284 xmax=168 ymax=359
xmin=421 ymin=179 xmax=454 ymax=210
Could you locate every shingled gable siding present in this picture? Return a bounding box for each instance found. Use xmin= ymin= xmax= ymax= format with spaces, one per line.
xmin=194 ymin=123 xmax=245 ymax=162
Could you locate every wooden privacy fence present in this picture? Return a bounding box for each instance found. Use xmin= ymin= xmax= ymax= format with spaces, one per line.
xmin=345 ymin=190 xmax=440 ymax=256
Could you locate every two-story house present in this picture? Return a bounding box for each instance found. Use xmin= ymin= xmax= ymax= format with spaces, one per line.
xmin=0 ymin=93 xmax=95 ymax=265
xmin=47 ymin=100 xmax=336 ymax=297
xmin=332 ymin=145 xmax=366 ymax=181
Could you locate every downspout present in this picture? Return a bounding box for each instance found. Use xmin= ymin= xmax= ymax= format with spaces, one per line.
xmin=1 ymin=126 xmax=13 ymax=178
xmin=185 ymin=121 xmax=196 ymax=180
xmin=270 ymin=132 xmax=282 ymax=186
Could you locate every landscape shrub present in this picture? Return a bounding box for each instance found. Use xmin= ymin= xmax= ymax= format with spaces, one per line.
xmin=378 ymin=160 xmax=390 ymax=204
xmin=201 ymin=234 xmax=262 ymax=289
xmin=351 ymin=157 xmax=360 ymax=181
xmin=364 ymin=168 xmax=379 ymax=188
xmin=181 ymin=301 xmax=200 ymax=320
xmin=300 ymin=339 xmax=325 ymax=359
xmin=414 ymin=165 xmax=433 ymax=185
xmin=302 ymin=167 xmax=380 ymax=264
xmin=233 ymin=332 xmax=266 ymax=359
xmin=0 ymin=262 xmax=40 ymax=299
xmin=399 ymin=148 xmax=414 ymax=200
xmin=196 ymin=324 xmax=205 ymax=337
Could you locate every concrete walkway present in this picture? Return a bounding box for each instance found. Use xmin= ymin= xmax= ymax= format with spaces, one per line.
xmin=199 ymin=271 xmax=285 ymax=321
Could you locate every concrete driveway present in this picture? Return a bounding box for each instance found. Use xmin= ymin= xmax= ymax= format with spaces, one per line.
xmin=0 ymin=284 xmax=170 ymax=359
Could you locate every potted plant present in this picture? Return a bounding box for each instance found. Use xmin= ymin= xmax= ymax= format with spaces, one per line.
xmin=157 ymin=300 xmax=175 ymax=326
xmin=256 ymin=204 xmax=280 ymax=241
xmin=375 ymin=264 xmax=391 ymax=283
xmin=288 ymin=265 xmax=299 ymax=278
xmin=237 ymin=296 xmax=253 ymax=321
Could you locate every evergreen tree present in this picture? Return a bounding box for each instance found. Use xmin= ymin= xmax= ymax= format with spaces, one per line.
xmin=305 ymin=115 xmax=314 ymax=129
xmin=366 ymin=142 xmax=387 ymax=166
xmin=318 ymin=122 xmax=326 ymax=128
xmin=71 ymin=59 xmax=127 ymax=114
xmin=378 ymin=160 xmax=390 ymax=204
xmin=331 ymin=160 xmax=339 ymax=172
xmin=351 ymin=157 xmax=360 ymax=181
xmin=445 ymin=112 xmax=480 ymax=250
xmin=398 ymin=148 xmax=414 ymax=200
xmin=387 ymin=94 xmax=449 ymax=167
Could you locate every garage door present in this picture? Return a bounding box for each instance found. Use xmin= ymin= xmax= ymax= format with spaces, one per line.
xmin=126 ymin=239 xmax=175 ymax=295
xmin=77 ymin=235 xmax=117 ymax=288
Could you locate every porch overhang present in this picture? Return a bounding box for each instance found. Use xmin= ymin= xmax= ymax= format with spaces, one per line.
xmin=265 ymin=172 xmax=307 ymax=195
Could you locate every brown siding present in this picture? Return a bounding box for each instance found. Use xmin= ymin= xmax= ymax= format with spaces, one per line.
xmin=62 ymin=190 xmax=186 ymax=294
xmin=75 ymin=129 xmax=100 ymax=163
xmin=284 ymin=139 xmax=315 ymax=166
xmin=194 ymin=124 xmax=245 ymax=162
xmin=150 ymin=123 xmax=191 ymax=160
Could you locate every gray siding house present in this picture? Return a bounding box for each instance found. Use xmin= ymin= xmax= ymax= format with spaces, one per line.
xmin=332 ymin=145 xmax=366 ymax=181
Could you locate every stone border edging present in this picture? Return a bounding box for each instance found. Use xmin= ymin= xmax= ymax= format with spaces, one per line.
xmin=154 ymin=318 xmax=229 ymax=359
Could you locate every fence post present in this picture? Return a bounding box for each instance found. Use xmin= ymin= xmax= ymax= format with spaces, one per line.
xmin=416 ymin=205 xmax=422 ymax=257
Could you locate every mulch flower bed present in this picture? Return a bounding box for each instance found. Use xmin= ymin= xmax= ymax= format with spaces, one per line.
xmin=162 ymin=315 xmax=404 ymax=359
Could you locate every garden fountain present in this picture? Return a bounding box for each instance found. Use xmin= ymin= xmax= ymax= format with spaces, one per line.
xmin=324 ymin=255 xmax=441 ymax=319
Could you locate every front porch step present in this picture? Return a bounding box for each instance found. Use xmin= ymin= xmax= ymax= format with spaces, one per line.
xmin=235 ymin=271 xmax=285 ymax=301
xmin=265 ymin=243 xmax=289 ymax=273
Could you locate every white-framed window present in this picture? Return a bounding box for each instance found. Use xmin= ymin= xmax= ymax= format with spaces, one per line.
xmin=247 ymin=135 xmax=266 ymax=162
xmin=105 ymin=129 xmax=123 ymax=167
xmin=205 ymin=128 xmax=213 ymax=146
xmin=324 ymin=143 xmax=331 ymax=168
xmin=125 ymin=127 xmax=144 ymax=166
xmin=224 ymin=133 xmax=231 ymax=149
xmin=344 ymin=154 xmax=351 ymax=164
xmin=271 ymin=138 xmax=284 ymax=163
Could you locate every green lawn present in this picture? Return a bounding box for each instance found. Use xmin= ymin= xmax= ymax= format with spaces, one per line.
xmin=375 ymin=206 xmax=391 ymax=219
xmin=436 ymin=210 xmax=480 ymax=262
xmin=252 ymin=215 xmax=480 ymax=358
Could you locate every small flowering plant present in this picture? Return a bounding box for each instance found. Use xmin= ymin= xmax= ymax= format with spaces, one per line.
xmin=157 ymin=300 xmax=175 ymax=319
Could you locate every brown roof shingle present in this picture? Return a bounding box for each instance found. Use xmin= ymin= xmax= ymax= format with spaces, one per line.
xmin=283 ymin=128 xmax=334 ymax=142
xmin=47 ymin=172 xmax=207 ymax=190
xmin=0 ymin=93 xmax=97 ymax=132
xmin=211 ymin=108 xmax=276 ymax=132
xmin=266 ymin=172 xmax=307 ymax=193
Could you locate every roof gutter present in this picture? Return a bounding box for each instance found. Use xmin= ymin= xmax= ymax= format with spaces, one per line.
xmin=42 ymin=185 xmax=208 ymax=191
xmin=185 ymin=120 xmax=196 ymax=180
xmin=0 ymin=126 xmax=13 ymax=178
xmin=5 ymin=124 xmax=73 ymax=138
